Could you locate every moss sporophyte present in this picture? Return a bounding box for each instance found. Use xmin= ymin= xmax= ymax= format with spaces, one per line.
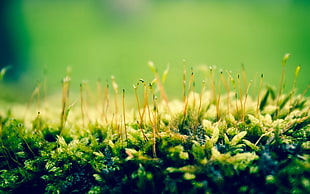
xmin=0 ymin=55 xmax=309 ymax=193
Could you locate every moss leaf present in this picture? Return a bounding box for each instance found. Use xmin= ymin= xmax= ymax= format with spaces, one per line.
xmin=231 ymin=131 xmax=247 ymax=146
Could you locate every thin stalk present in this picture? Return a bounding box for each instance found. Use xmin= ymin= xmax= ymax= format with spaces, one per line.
xmin=83 ymin=81 xmax=93 ymax=122
xmin=241 ymin=64 xmax=247 ymax=91
xmin=237 ymin=74 xmax=243 ymax=120
xmin=43 ymin=67 xmax=48 ymax=108
xmin=152 ymin=95 xmax=158 ymax=158
xmin=133 ymin=82 xmax=148 ymax=141
xmin=36 ymin=81 xmax=41 ymax=112
xmin=140 ymin=80 xmax=151 ymax=140
xmin=182 ymin=67 xmax=187 ymax=103
xmin=0 ymin=143 xmax=22 ymax=167
xmin=209 ymin=66 xmax=217 ymax=104
xmin=21 ymin=135 xmax=36 ymax=157
xmin=209 ymin=66 xmax=220 ymax=120
xmin=24 ymin=81 xmax=41 ymax=120
xmin=80 ymin=83 xmax=85 ymax=128
xmin=15 ymin=124 xmax=36 ymax=157
xmin=96 ymin=79 xmax=102 ymax=117
xmin=147 ymin=83 xmax=155 ymax=125
xmin=191 ymin=68 xmax=197 ymax=109
xmin=256 ymin=74 xmax=264 ymax=116
xmin=133 ymin=84 xmax=142 ymax=125
xmin=148 ymin=61 xmax=170 ymax=113
xmin=194 ymin=80 xmax=205 ymax=134
xmin=198 ymin=80 xmax=206 ymax=117
xmin=60 ymin=76 xmax=70 ymax=131
xmin=182 ymin=70 xmax=194 ymax=128
xmin=220 ymin=71 xmax=230 ymax=115
xmin=147 ymin=83 xmax=154 ymax=126
xmin=102 ymin=81 xmax=109 ymax=124
xmin=0 ymin=140 xmax=13 ymax=169
xmin=162 ymin=64 xmax=170 ymax=84
xmin=111 ymin=76 xmax=119 ymax=125
xmin=227 ymin=72 xmax=238 ymax=116
xmin=243 ymin=80 xmax=252 ymax=121
xmin=0 ymin=117 xmax=2 ymax=136
xmin=141 ymin=80 xmax=148 ymax=125
xmin=289 ymin=65 xmax=301 ymax=109
xmin=216 ymin=72 xmax=221 ymax=120
xmin=276 ymin=53 xmax=290 ymax=117
xmin=122 ymin=89 xmax=127 ymax=143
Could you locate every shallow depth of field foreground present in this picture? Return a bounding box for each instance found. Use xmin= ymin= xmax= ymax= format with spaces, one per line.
xmin=0 ymin=57 xmax=309 ymax=193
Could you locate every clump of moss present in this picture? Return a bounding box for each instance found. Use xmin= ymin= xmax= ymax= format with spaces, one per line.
xmin=0 ymin=56 xmax=309 ymax=193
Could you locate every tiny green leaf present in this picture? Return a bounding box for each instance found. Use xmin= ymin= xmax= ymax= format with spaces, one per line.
xmin=184 ymin=172 xmax=196 ymax=180
xmin=211 ymin=126 xmax=219 ymax=145
xmin=242 ymin=139 xmax=260 ymax=151
xmin=231 ymin=131 xmax=247 ymax=146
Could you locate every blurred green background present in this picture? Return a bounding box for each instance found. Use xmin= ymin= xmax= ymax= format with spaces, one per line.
xmin=1 ymin=0 xmax=310 ymax=100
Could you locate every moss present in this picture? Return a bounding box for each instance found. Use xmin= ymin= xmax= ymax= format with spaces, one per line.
xmin=0 ymin=59 xmax=309 ymax=193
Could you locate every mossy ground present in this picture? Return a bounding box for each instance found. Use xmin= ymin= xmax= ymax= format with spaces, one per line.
xmin=0 ymin=60 xmax=309 ymax=193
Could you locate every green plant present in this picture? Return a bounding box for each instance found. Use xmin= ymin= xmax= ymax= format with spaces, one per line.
xmin=0 ymin=55 xmax=309 ymax=193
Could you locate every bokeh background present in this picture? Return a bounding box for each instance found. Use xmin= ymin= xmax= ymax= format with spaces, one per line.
xmin=1 ymin=0 xmax=309 ymax=101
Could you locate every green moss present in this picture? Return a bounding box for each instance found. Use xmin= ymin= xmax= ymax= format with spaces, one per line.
xmin=0 ymin=60 xmax=309 ymax=193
